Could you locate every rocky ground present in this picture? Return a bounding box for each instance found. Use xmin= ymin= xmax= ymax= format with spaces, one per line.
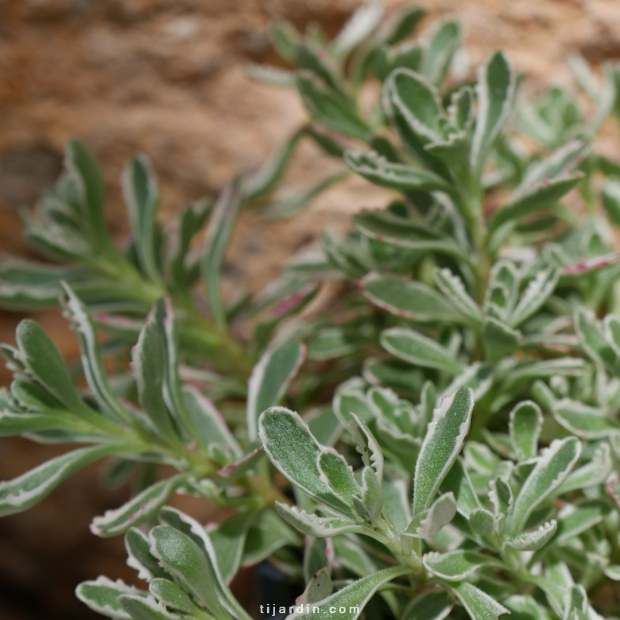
xmin=1 ymin=0 xmax=620 ymax=617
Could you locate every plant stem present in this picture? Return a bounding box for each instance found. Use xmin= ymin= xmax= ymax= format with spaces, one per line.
xmin=88 ymin=250 xmax=254 ymax=380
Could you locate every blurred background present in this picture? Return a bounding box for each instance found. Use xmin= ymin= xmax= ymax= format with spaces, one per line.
xmin=0 ymin=0 xmax=619 ymax=617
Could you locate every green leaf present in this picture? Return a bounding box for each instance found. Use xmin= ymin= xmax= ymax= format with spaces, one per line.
xmin=489 ymin=174 xmax=581 ymax=233
xmin=413 ymin=387 xmax=474 ymax=516
xmin=91 ymin=474 xmax=188 ymax=537
xmin=504 ymin=520 xmax=557 ymax=551
xmin=0 ymin=260 xmax=83 ymax=310
xmin=345 ymin=150 xmax=453 ymax=192
xmin=423 ymin=20 xmax=461 ymax=86
xmin=449 ymin=582 xmax=509 ymax=620
xmin=201 ymin=178 xmax=243 ymax=329
xmin=469 ymin=508 xmax=495 ymax=535
xmin=552 ymin=399 xmax=620 ymax=439
xmin=516 ymin=140 xmax=588 ymax=198
xmin=333 ymin=1 xmax=383 ymax=58
xmin=118 ymin=595 xmax=179 ymax=620
xmin=441 ymin=458 xmax=481 ymax=518
xmin=507 ymin=437 xmax=581 ymax=536
xmin=297 ymin=43 xmax=343 ymax=93
xmin=317 ymin=450 xmax=358 ymax=507
xmin=298 ymin=567 xmax=334 ymax=605
xmin=602 ymin=179 xmax=620 ymax=227
xmin=383 ymin=478 xmax=411 ymax=534
xmin=125 ymin=527 xmax=168 ymax=581
xmin=553 ymin=500 xmax=610 ymax=546
xmin=354 ymin=210 xmax=468 ymax=261
xmin=402 ymin=589 xmax=453 ymax=620
xmin=471 ymin=52 xmax=515 ymax=175
xmin=76 ymin=576 xmax=145 ymax=619
xmin=434 ymin=268 xmax=482 ymax=325
xmin=509 ymin=401 xmax=543 ymax=461
xmin=149 ymin=526 xmax=227 ymax=618
xmin=275 ymin=503 xmax=369 ymax=538
xmin=259 ymin=407 xmax=357 ymax=516
xmin=481 ymin=317 xmax=520 ymax=363
xmin=14 ymin=319 xmax=90 ymax=418
xmin=385 ymin=69 xmax=445 ymax=171
xmin=0 ymin=401 xmax=75 ymax=437
xmin=149 ymin=579 xmax=196 ymax=614
xmin=510 ymin=268 xmax=560 ymax=328
xmin=308 ymin=327 xmax=365 ymax=361
xmin=247 ymin=340 xmax=306 ymax=440
xmin=269 ymin=18 xmax=300 ymax=62
xmin=364 ymin=273 xmax=461 ymax=322
xmin=503 ymin=595 xmax=553 ymax=620
xmin=502 ymin=358 xmax=588 ymax=391
xmin=424 ymin=550 xmax=501 ymax=581
xmin=405 ymin=492 xmax=457 ymax=538
xmin=297 ymin=74 xmax=370 ymax=142
xmin=489 ymin=476 xmax=513 ymax=517
xmin=385 ymin=7 xmax=425 ymax=45
xmin=122 ymin=155 xmax=161 ymax=282
xmin=303 ymin=537 xmax=332 ymax=584
xmin=166 ymin=198 xmax=211 ymax=290
xmin=349 ymin=413 xmax=384 ymax=481
xmin=574 ymin=308 xmax=618 ymax=371
xmin=132 ymin=304 xmax=178 ymax=440
xmin=244 ymin=129 xmax=303 ymax=201
xmin=242 ymin=508 xmax=300 ymax=566
xmin=381 ymin=327 xmax=464 ymax=375
xmin=60 ymin=284 xmax=134 ymax=426
xmin=0 ymin=443 xmax=123 ymax=517
xmin=556 ymin=442 xmax=611 ymax=495
xmin=210 ymin=512 xmax=252 ymax=583
xmin=287 ymin=566 xmax=412 ymax=619
xmin=181 ymin=385 xmax=242 ymax=460
xmin=263 ymin=171 xmax=349 ymax=221
xmin=65 ymin=140 xmax=109 ymax=248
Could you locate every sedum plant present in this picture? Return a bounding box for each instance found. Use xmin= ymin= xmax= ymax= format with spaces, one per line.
xmin=1 ymin=3 xmax=620 ymax=619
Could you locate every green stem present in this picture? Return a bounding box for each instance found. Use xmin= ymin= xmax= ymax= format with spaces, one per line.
xmin=86 ymin=250 xmax=254 ymax=380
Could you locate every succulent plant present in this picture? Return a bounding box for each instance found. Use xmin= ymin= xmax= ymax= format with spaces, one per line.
xmin=1 ymin=3 xmax=620 ymax=619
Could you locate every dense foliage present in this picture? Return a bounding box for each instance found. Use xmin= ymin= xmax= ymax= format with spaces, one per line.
xmin=1 ymin=3 xmax=620 ymax=618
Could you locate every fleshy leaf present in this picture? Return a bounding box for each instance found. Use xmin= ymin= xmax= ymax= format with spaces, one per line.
xmin=413 ymin=387 xmax=474 ymax=516
xmin=363 ymin=273 xmax=461 ymax=322
xmin=122 ymin=155 xmax=160 ymax=282
xmin=423 ymin=550 xmax=501 ymax=581
xmin=345 ymin=150 xmax=453 ymax=192
xmin=91 ymin=474 xmax=189 ymax=538
xmin=449 ymin=582 xmax=509 ymax=620
xmin=259 ymin=407 xmax=357 ymax=516
xmin=287 ymin=566 xmax=412 ymax=619
xmin=381 ymin=327 xmax=464 ymax=375
xmin=76 ymin=576 xmax=145 ymax=619
xmin=0 ymin=443 xmax=123 ymax=517
xmin=247 ymin=340 xmax=306 ymax=440
xmin=402 ymin=589 xmax=453 ymax=620
xmin=507 ymin=437 xmax=581 ymax=536
xmin=471 ymin=51 xmax=515 ymax=175
xmin=201 ymin=178 xmax=243 ymax=329
xmin=509 ymin=400 xmax=543 ymax=461
xmin=504 ymin=520 xmax=557 ymax=551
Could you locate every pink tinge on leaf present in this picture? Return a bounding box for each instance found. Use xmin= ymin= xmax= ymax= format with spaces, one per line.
xmin=273 ymin=288 xmax=311 ymax=317
xmin=563 ymin=254 xmax=620 ymax=275
xmin=218 ymin=462 xmax=238 ymax=476
xmin=94 ymin=313 xmax=135 ymax=326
